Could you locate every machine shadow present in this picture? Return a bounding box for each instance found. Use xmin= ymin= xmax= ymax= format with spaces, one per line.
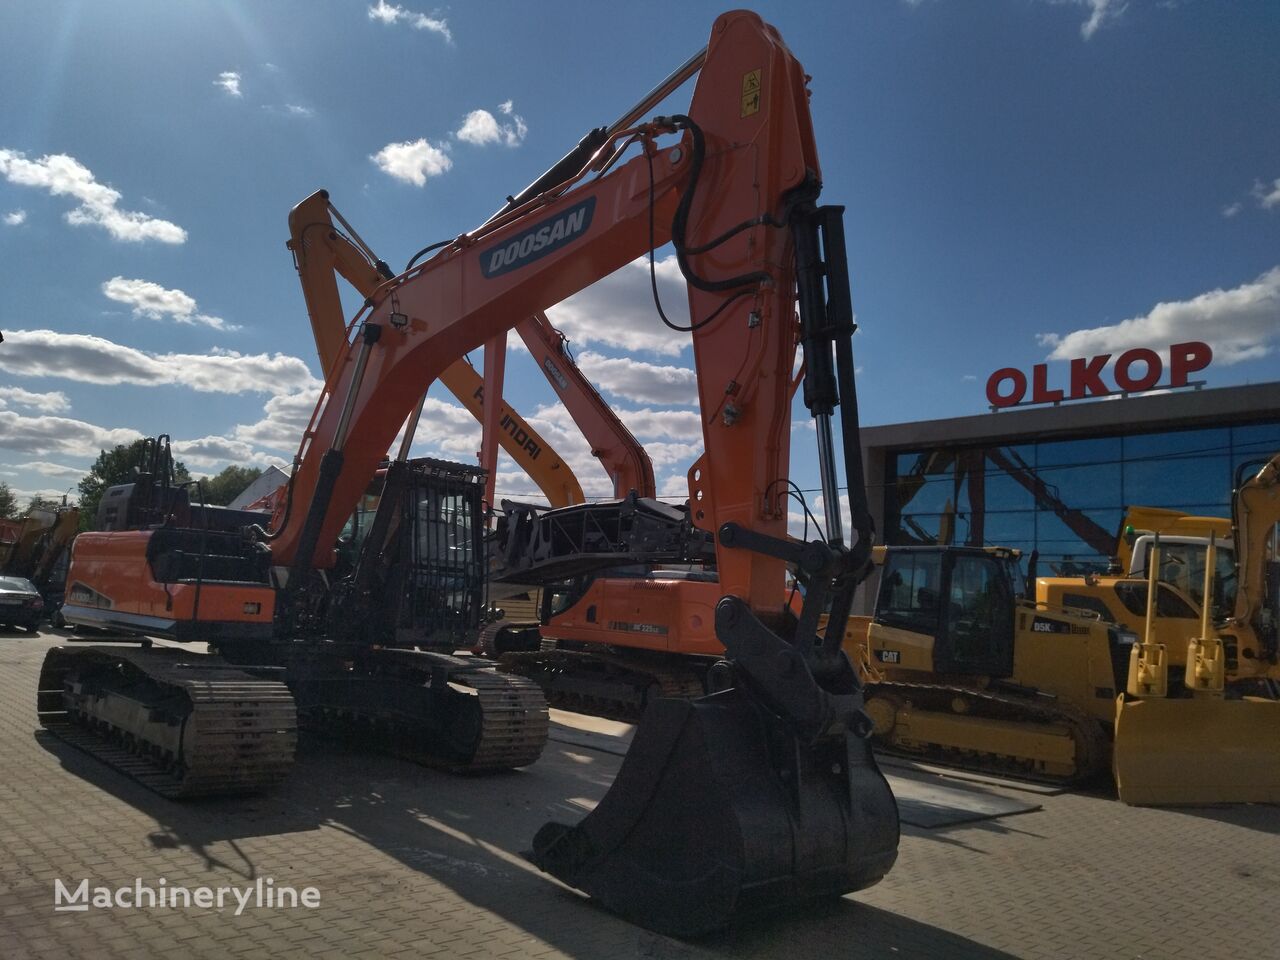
xmin=699 ymin=898 xmax=1022 ymax=959
xmin=33 ymin=729 xmax=324 ymax=880
xmin=1164 ymin=802 xmax=1280 ymax=835
xmin=32 ymin=724 xmax=991 ymax=956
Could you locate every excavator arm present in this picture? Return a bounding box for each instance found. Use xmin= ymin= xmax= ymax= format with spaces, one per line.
xmin=515 ymin=312 xmax=655 ymax=498
xmin=267 ymin=12 xmax=896 ymax=933
xmin=1229 ymin=453 xmax=1280 ymax=661
xmin=286 ymin=191 xmax=584 ymax=508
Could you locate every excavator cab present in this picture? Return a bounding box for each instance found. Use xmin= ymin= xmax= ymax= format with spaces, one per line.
xmin=325 ymin=457 xmax=487 ymax=651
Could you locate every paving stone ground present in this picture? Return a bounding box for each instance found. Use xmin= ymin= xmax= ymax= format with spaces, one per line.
xmin=0 ymin=631 xmax=1276 ymax=959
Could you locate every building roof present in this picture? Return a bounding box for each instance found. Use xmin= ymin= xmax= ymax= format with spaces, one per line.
xmin=227 ymin=465 xmax=290 ymax=511
xmin=861 ymin=381 xmax=1280 ymax=452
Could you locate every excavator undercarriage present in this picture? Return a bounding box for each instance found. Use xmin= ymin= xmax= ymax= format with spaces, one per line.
xmin=37 ymin=646 xmax=296 ymax=798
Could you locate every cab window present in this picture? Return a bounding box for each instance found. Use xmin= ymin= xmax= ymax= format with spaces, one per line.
xmin=946 ymin=555 xmax=1003 ymax=663
xmin=877 ymin=551 xmax=943 ymax=635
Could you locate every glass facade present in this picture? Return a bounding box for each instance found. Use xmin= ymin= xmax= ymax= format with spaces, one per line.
xmin=883 ymin=420 xmax=1280 ymax=575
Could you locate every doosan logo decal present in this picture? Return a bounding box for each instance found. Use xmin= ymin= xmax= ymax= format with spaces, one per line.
xmin=481 ymin=197 xmax=595 ymax=278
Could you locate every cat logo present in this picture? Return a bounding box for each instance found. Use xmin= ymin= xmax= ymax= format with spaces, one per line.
xmin=876 ymin=649 xmax=901 ymax=664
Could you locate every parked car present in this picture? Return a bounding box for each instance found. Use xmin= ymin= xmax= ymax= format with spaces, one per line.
xmin=0 ymin=576 xmax=43 ymax=633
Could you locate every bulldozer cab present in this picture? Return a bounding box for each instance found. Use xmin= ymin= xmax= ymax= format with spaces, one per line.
xmin=1128 ymin=535 xmax=1238 ymax=616
xmin=876 ymin=547 xmax=1018 ymax=677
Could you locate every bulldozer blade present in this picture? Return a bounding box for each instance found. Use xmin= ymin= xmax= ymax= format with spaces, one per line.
xmin=530 ymin=691 xmax=899 ymax=937
xmin=1113 ymin=695 xmax=1280 ymax=805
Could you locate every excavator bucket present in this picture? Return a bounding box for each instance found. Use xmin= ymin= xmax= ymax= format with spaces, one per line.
xmin=1113 ymin=695 xmax=1280 ymax=805
xmin=530 ymin=689 xmax=899 ymax=937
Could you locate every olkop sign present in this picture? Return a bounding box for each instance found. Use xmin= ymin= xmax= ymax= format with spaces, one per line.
xmin=987 ymin=341 xmax=1212 ymax=409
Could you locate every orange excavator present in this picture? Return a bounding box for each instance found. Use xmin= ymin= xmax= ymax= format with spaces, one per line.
xmin=39 ymin=11 xmax=897 ymax=935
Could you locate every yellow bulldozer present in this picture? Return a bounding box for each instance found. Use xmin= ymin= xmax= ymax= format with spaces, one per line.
xmin=845 ymin=455 xmax=1280 ymax=805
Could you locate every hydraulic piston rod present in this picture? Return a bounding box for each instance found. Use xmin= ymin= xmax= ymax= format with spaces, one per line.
xmin=815 ymin=413 xmax=845 ymax=547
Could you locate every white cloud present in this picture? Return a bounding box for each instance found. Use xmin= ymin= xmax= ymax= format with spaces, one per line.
xmin=101 ymin=276 xmax=236 ymax=331
xmin=498 ymin=100 xmax=514 ymax=116
xmin=14 ymin=461 xmax=87 ymax=480
xmin=0 ymin=411 xmax=142 ymax=458
xmin=367 ymin=1 xmax=452 ymax=42
xmin=658 ymin=473 xmax=690 ymax=499
xmin=233 ymin=389 xmax=322 ymax=453
xmin=285 ymin=104 xmax=315 ymax=118
xmin=546 ymin=256 xmax=692 ymax=357
xmin=644 ymin=441 xmax=701 ymax=470
xmin=1038 ymin=266 xmax=1280 ymax=365
xmin=0 ymin=386 xmax=70 ymax=413
xmin=215 ymin=71 xmax=243 ymax=97
xmin=9 ymin=485 xmax=77 ymax=505
xmin=171 ymin=435 xmax=261 ymax=468
xmin=370 ymin=138 xmax=452 ymax=186
xmin=3 ymin=209 xmax=25 ymax=226
xmin=0 ymin=149 xmax=186 ymax=243
xmin=456 ymin=106 xmax=527 ymax=147
xmin=405 ymin=396 xmax=483 ymax=459
xmin=575 ymin=350 xmax=698 ymax=405
xmin=0 ymin=329 xmax=320 ymax=396
xmin=1078 ymin=0 xmax=1125 ymax=39
xmin=1254 ymin=177 xmax=1280 ymax=211
xmin=615 ymin=407 xmax=703 ymax=442
xmin=1034 ymin=0 xmax=1126 ymax=39
xmin=1222 ymin=201 xmax=1243 ymax=218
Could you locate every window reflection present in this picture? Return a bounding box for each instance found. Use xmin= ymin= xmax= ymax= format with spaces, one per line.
xmin=884 ymin=420 xmax=1278 ymax=571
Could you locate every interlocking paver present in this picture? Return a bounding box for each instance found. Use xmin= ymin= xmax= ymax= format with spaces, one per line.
xmin=0 ymin=633 xmax=1277 ymax=959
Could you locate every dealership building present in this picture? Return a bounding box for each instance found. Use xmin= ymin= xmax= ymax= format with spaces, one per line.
xmin=858 ymin=374 xmax=1280 ymax=586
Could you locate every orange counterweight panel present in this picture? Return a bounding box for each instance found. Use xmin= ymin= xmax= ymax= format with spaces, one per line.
xmin=545 ymin=577 xmax=723 ymax=656
xmin=63 ymin=531 xmax=275 ymax=641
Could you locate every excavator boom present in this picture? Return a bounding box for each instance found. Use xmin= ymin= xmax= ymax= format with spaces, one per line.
xmin=515 ymin=312 xmax=655 ymax=498
xmin=287 ymin=190 xmax=585 ymax=508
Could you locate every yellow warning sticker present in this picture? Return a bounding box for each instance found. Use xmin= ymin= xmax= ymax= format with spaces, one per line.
xmin=741 ymin=69 xmax=761 ymax=117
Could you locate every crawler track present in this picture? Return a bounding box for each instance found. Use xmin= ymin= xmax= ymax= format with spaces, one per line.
xmin=294 ymin=649 xmax=548 ymax=772
xmin=498 ymin=647 xmax=706 ymax=722
xmin=864 ymin=680 xmax=1110 ymax=785
xmin=37 ymin=646 xmax=297 ymax=798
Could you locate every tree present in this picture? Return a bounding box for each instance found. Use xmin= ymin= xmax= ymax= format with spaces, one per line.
xmin=78 ymin=441 xmax=191 ymax=530
xmin=0 ymin=481 xmax=16 ymax=520
xmin=198 ymin=465 xmax=265 ymax=506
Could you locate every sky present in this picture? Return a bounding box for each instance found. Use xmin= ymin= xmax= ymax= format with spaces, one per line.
xmin=0 ymin=0 xmax=1278 ymax=523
